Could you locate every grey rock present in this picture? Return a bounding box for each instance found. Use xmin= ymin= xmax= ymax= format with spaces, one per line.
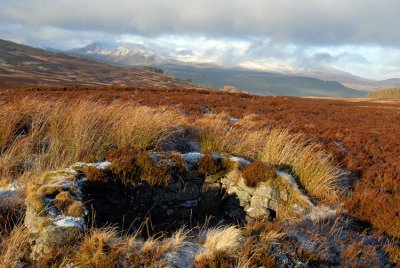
xmin=237 ymin=178 xmax=256 ymax=195
xmin=246 ymin=206 xmax=270 ymax=220
xmin=268 ymin=199 xmax=279 ymax=211
xmin=254 ymin=185 xmax=273 ymax=198
xmin=250 ymin=195 xmax=269 ymax=208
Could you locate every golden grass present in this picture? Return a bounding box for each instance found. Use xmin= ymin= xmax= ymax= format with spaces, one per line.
xmin=197 ymin=113 xmax=267 ymax=157
xmin=0 ymin=225 xmax=30 ymax=268
xmin=367 ymin=88 xmax=400 ymax=98
xmin=259 ymin=129 xmax=342 ymax=202
xmin=195 ymin=226 xmax=242 ymax=264
xmin=196 ymin=115 xmax=341 ymax=203
xmin=0 ymin=98 xmax=183 ymax=183
xmin=73 ymin=227 xmax=189 ymax=268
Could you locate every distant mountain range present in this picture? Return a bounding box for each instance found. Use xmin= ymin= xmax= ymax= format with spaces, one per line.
xmin=69 ymin=42 xmax=400 ymax=93
xmin=67 ymin=42 xmax=371 ymax=97
xmin=0 ymin=39 xmax=202 ymax=90
xmin=0 ymin=39 xmax=397 ymax=97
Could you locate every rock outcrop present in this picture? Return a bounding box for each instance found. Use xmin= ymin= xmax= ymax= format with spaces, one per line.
xmin=24 ymin=151 xmax=312 ymax=260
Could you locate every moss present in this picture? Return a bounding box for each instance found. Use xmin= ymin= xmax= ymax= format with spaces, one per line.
xmin=37 ymin=185 xmax=63 ymax=196
xmin=67 ymin=201 xmax=85 ymax=217
xmin=53 ymin=191 xmax=74 ymax=212
xmin=242 ymin=161 xmax=276 ymax=188
xmin=25 ymin=193 xmax=46 ymax=214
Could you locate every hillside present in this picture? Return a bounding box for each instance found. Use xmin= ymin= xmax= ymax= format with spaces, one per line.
xmin=162 ymin=65 xmax=367 ymax=97
xmin=0 ymin=39 xmax=202 ymax=90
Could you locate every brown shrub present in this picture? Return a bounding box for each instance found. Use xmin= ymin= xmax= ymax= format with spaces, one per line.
xmin=84 ymin=166 xmax=110 ymax=183
xmin=194 ymin=251 xmax=233 ymax=268
xmin=166 ymin=152 xmax=188 ymax=174
xmin=107 ymin=147 xmax=141 ymax=184
xmin=242 ymin=161 xmax=276 ymax=188
xmin=136 ymin=152 xmax=171 ymax=187
xmin=2 ymin=87 xmax=400 ymax=242
xmin=107 ymin=147 xmax=171 ymax=187
xmin=197 ymin=154 xmax=234 ymax=179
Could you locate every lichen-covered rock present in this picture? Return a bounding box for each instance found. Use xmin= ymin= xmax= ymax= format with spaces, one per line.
xmin=24 ymin=163 xmax=96 ymax=260
xmin=23 ymin=150 xmax=314 ymax=261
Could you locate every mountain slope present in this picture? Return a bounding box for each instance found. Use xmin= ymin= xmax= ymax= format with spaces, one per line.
xmin=0 ymin=39 xmax=202 ymax=90
xmin=162 ymin=65 xmax=367 ymax=97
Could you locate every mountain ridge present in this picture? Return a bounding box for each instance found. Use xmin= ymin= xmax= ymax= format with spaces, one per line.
xmin=0 ymin=39 xmax=202 ymax=90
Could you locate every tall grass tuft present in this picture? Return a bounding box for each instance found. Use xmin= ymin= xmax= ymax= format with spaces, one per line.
xmin=197 ymin=113 xmax=267 ymax=157
xmin=196 ymin=115 xmax=341 ymax=203
xmin=259 ymin=129 xmax=342 ymax=202
xmin=0 ymin=98 xmax=182 ymax=183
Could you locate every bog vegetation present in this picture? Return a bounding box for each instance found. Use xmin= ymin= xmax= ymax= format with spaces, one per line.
xmin=0 ymin=90 xmax=399 ymax=267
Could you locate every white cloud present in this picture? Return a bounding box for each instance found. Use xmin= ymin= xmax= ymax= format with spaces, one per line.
xmin=0 ymin=0 xmax=399 ymax=80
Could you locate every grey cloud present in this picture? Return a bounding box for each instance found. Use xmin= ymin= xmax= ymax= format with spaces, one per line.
xmin=0 ymin=0 xmax=400 ymax=46
xmin=312 ymin=52 xmax=368 ymax=64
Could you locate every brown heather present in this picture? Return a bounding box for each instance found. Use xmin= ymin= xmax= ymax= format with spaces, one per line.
xmin=1 ymin=87 xmax=399 ymax=266
xmin=242 ymin=161 xmax=277 ymax=188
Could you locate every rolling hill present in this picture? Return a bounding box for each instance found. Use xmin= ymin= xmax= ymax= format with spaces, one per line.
xmin=0 ymin=39 xmax=202 ymax=90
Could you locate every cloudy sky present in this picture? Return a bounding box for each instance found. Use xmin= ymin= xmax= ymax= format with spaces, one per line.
xmin=1 ymin=0 xmax=400 ymax=80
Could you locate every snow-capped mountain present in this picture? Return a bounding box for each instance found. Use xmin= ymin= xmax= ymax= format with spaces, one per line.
xmin=69 ymin=42 xmax=178 ymax=66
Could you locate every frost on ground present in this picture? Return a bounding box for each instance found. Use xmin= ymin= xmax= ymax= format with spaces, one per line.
xmin=53 ymin=215 xmax=85 ymax=228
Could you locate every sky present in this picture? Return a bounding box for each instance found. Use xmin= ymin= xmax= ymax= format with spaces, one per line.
xmin=0 ymin=0 xmax=400 ymax=80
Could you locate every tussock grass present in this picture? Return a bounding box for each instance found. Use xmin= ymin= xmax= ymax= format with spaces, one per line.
xmin=259 ymin=129 xmax=342 ymax=202
xmin=367 ymin=88 xmax=400 ymax=98
xmin=195 ymin=226 xmax=242 ymax=266
xmin=73 ymin=227 xmax=189 ymax=268
xmin=197 ymin=115 xmax=341 ymax=202
xmin=197 ymin=113 xmax=267 ymax=157
xmin=0 ymin=98 xmax=182 ymax=183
